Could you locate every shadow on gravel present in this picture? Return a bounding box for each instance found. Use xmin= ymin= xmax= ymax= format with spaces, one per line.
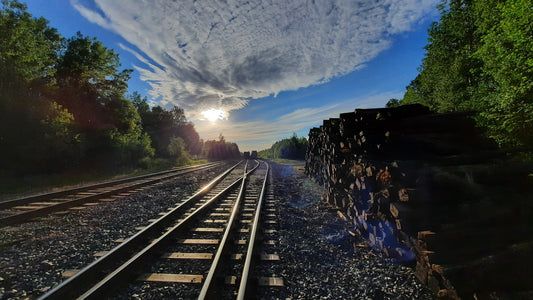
xmin=269 ymin=160 xmax=435 ymax=299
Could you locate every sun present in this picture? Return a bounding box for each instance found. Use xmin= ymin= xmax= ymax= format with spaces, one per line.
xmin=201 ymin=108 xmax=228 ymax=122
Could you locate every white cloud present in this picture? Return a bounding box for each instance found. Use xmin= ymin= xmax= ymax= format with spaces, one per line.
xmin=72 ymin=0 xmax=437 ymax=118
xmin=70 ymin=0 xmax=111 ymax=28
xmin=196 ymin=91 xmax=403 ymax=151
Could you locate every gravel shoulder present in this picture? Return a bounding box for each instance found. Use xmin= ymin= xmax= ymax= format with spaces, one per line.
xmin=0 ymin=164 xmax=229 ymax=299
xmin=0 ymin=161 xmax=433 ymax=299
xmin=270 ymin=160 xmax=434 ymax=299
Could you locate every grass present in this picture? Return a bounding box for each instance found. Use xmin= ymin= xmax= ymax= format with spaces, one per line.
xmin=0 ymin=157 xmax=209 ymax=200
xmin=267 ymin=158 xmax=306 ymax=165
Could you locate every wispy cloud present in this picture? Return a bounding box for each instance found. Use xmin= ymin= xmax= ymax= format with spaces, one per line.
xmin=196 ymin=91 xmax=403 ymax=150
xmin=72 ymin=0 xmax=437 ymax=118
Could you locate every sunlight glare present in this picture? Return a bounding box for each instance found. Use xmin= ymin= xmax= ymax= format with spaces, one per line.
xmin=201 ymin=108 xmax=228 ymax=122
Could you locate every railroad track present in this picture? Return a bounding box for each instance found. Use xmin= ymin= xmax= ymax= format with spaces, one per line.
xmin=40 ymin=159 xmax=282 ymax=299
xmin=0 ymin=162 xmax=223 ymax=227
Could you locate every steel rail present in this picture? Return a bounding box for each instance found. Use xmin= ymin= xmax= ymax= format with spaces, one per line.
xmin=198 ymin=160 xmax=263 ymax=300
xmin=0 ymin=161 xmax=221 ymax=210
xmin=0 ymin=162 xmax=224 ymax=227
xmin=237 ymin=161 xmax=270 ymax=300
xmin=40 ymin=161 xmax=243 ymax=300
xmin=77 ymin=179 xmax=244 ymax=299
xmin=75 ymin=160 xmax=260 ymax=300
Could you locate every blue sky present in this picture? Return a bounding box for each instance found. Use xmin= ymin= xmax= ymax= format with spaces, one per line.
xmin=26 ymin=0 xmax=439 ymax=151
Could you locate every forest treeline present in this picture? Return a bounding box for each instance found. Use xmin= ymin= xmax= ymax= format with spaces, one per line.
xmin=0 ymin=1 xmax=239 ymax=177
xmin=258 ymin=134 xmax=308 ymax=160
xmin=388 ymin=0 xmax=532 ymax=156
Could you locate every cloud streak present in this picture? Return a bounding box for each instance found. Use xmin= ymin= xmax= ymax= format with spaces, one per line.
xmin=196 ymin=91 xmax=404 ymax=151
xmin=72 ymin=0 xmax=437 ymax=118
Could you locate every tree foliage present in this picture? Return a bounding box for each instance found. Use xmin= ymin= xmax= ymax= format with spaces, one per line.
xmin=202 ymin=134 xmax=240 ymax=160
xmin=130 ymin=92 xmax=203 ymax=158
xmin=473 ymin=0 xmax=533 ymax=148
xmin=385 ymin=98 xmax=401 ymax=108
xmin=0 ymin=0 xmax=77 ymax=173
xmin=258 ymin=133 xmax=308 ymax=160
xmin=398 ymin=0 xmax=532 ymax=150
xmin=51 ymin=32 xmax=157 ymax=167
xmin=56 ymin=33 xmax=133 ymax=130
xmin=0 ymin=1 xmax=206 ymax=177
xmin=0 ymin=0 xmax=244 ymax=178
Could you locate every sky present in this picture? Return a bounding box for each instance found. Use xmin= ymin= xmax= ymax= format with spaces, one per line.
xmin=26 ymin=0 xmax=440 ymax=151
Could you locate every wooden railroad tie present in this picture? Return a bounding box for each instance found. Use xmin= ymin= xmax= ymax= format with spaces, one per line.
xmin=138 ymin=273 xmax=203 ymax=283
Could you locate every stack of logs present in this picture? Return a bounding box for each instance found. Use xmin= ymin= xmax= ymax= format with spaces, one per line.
xmin=305 ymin=104 xmax=510 ymax=299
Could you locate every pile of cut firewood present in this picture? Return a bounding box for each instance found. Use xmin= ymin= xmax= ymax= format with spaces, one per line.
xmin=305 ymin=104 xmax=503 ymax=299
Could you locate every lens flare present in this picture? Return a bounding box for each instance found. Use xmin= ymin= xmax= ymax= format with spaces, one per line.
xmin=201 ymin=108 xmax=228 ymax=122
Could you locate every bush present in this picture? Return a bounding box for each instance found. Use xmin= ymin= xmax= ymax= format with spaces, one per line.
xmin=259 ymin=133 xmax=308 ymax=160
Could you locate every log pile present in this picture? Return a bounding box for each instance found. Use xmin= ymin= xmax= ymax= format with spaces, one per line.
xmin=304 ymin=104 xmax=531 ymax=299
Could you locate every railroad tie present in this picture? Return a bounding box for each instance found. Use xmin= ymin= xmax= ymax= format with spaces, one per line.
xmin=137 ymin=273 xmax=203 ymax=283
xmin=93 ymin=251 xmax=109 ymax=257
xmin=12 ymin=206 xmax=46 ymax=210
xmin=225 ymin=276 xmax=238 ymax=285
xmin=178 ymin=239 xmax=219 ymax=244
xmin=161 ymin=252 xmax=213 ymax=259
xmin=28 ymin=202 xmax=57 ymax=206
xmin=258 ymin=277 xmax=284 ymax=287
xmin=62 ymin=269 xmax=80 ymax=277
xmin=260 ymin=253 xmax=280 ymax=261
xmin=191 ymin=227 xmax=224 ymax=232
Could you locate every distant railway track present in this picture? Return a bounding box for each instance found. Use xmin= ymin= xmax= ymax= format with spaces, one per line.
xmin=40 ymin=159 xmax=281 ymax=299
xmin=0 ymin=162 xmax=223 ymax=227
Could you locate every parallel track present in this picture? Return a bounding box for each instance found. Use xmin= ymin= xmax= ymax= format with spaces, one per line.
xmin=0 ymin=162 xmax=223 ymax=227
xmin=41 ymin=160 xmax=280 ymax=299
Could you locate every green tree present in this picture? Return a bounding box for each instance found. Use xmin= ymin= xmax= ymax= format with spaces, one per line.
xmin=473 ymin=0 xmax=533 ymax=148
xmin=167 ymin=136 xmax=186 ymax=158
xmin=130 ymin=91 xmax=149 ymax=115
xmin=0 ymin=0 xmax=60 ymax=91
xmin=402 ymin=0 xmax=482 ymax=112
xmin=399 ymin=0 xmax=532 ymax=152
xmin=56 ymin=32 xmax=133 ymax=130
xmin=130 ymin=94 xmax=202 ymax=158
xmin=55 ymin=32 xmax=152 ymax=167
xmin=202 ymin=134 xmax=240 ymax=160
xmin=0 ymin=0 xmax=79 ymax=172
xmin=385 ymin=98 xmax=401 ymax=108
xmin=259 ymin=133 xmax=308 ymax=160
xmin=177 ymin=123 xmax=203 ymax=156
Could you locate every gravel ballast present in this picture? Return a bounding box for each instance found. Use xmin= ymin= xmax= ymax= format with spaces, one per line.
xmin=0 ymin=164 xmax=229 ymax=299
xmin=266 ymin=160 xmax=434 ymax=299
xmin=0 ymin=160 xmax=434 ymax=299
